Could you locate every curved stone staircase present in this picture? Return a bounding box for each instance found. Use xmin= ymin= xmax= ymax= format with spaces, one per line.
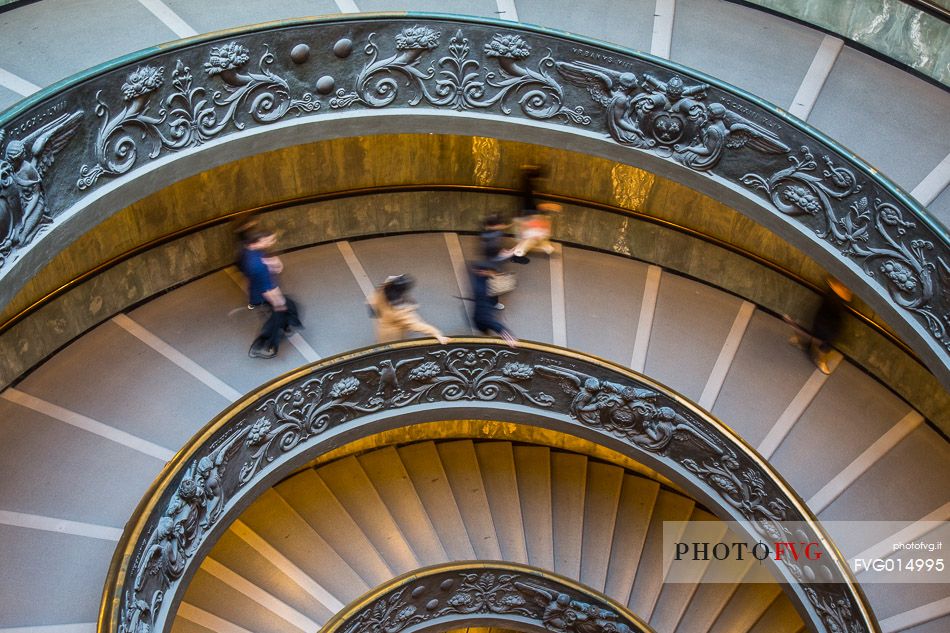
xmin=0 ymin=1 xmax=948 ymax=632
xmin=171 ymin=439 xmax=804 ymax=633
xmin=1 ymin=234 xmax=947 ymax=632
xmin=0 ymin=0 xmax=947 ymax=221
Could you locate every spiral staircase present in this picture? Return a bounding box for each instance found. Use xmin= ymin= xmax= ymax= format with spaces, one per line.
xmin=0 ymin=2 xmax=948 ymax=633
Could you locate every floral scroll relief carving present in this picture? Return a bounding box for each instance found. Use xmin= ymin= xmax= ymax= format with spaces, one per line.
xmin=78 ymin=43 xmax=318 ymax=189
xmin=330 ymin=26 xmax=589 ymax=124
xmin=742 ymin=146 xmax=950 ymax=352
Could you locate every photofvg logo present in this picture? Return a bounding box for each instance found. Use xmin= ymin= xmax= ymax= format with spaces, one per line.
xmin=662 ymin=521 xmax=949 ymax=585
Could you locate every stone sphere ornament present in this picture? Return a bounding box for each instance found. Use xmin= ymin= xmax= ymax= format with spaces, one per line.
xmin=333 ymin=38 xmax=353 ymax=58
xmin=290 ymin=43 xmax=310 ymax=64
xmin=315 ymin=75 xmax=336 ymax=95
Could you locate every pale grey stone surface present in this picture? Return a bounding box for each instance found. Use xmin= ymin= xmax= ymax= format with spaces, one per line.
xmin=671 ymin=0 xmax=825 ymax=108
xmin=645 ymin=271 xmax=743 ymax=402
xmin=517 ymin=0 xmax=655 ymax=52
xmin=0 ymin=0 xmax=176 ymax=86
xmin=770 ymin=360 xmax=910 ymax=500
xmin=0 ymin=525 xmax=115 ymax=626
xmin=808 ymin=46 xmax=950 ymax=193
xmin=164 ymin=0 xmax=338 ymax=33
xmin=563 ymin=246 xmax=648 ymax=365
xmin=0 ymin=398 xmax=164 ymax=526
xmin=712 ymin=310 xmax=817 ymax=446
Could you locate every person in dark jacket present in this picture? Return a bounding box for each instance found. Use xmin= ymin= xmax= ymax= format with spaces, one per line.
xmin=470 ymin=262 xmax=517 ymax=347
xmin=238 ymin=229 xmax=296 ymax=358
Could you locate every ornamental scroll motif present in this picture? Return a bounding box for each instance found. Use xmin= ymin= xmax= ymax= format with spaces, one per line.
xmin=77 ymin=43 xmax=318 ymax=189
xmin=111 ymin=342 xmax=870 ymax=633
xmin=333 ymin=566 xmax=648 ymax=633
xmin=742 ymin=147 xmax=950 ymax=353
xmin=330 ymin=27 xmax=589 ymax=123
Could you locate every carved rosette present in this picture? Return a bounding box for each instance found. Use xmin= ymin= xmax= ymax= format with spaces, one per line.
xmin=110 ymin=342 xmax=873 ymax=633
xmin=331 ymin=565 xmax=648 ymax=633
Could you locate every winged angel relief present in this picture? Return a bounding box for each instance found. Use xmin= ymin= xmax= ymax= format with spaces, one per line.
xmin=555 ymin=60 xmax=789 ymax=170
xmin=0 ymin=111 xmax=82 ymax=266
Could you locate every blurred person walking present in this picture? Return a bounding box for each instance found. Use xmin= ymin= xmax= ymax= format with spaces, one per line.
xmin=470 ymin=262 xmax=517 ymax=347
xmin=238 ymin=229 xmax=300 ymax=358
xmin=369 ymin=274 xmax=449 ymax=344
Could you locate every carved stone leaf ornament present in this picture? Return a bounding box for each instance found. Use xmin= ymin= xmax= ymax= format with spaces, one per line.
xmin=77 ymin=42 xmax=318 ymax=189
xmin=742 ymin=147 xmax=950 ymax=352
xmin=330 ymin=26 xmax=590 ymax=123
xmin=110 ymin=343 xmax=871 ymax=633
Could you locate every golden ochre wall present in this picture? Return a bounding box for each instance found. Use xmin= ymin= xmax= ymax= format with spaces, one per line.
xmin=1 ymin=134 xmax=944 ymax=430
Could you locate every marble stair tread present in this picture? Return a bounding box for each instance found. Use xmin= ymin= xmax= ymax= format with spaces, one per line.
xmin=820 ymin=424 xmax=950 ymax=557
xmin=744 ymin=593 xmax=804 ymax=633
xmin=901 ymin=616 xmax=950 ymax=633
xmin=170 ymin=614 xmax=217 ymax=633
xmin=458 ymin=235 xmax=555 ymax=344
xmin=603 ymin=474 xmax=661 ymax=604
xmin=160 ymin=0 xmax=339 ymax=34
xmin=513 ymin=445 xmax=556 ymax=570
xmin=705 ymin=582 xmax=783 ymax=633
xmin=769 ymin=361 xmax=914 ymax=501
xmin=0 ymin=0 xmax=179 ymax=87
xmin=317 ymin=455 xmax=421 ymax=574
xmin=627 ymin=489 xmax=695 ymax=620
xmin=649 ymin=509 xmax=726 ymax=632
xmin=561 ymin=246 xmax=648 ymax=366
xmin=550 ymin=451 xmax=588 ymax=580
xmin=236 ymin=489 xmax=369 ymax=606
xmin=359 ymin=0 xmax=499 ymax=17
xmin=579 ymin=461 xmax=625 ymax=593
xmin=674 ymin=578 xmax=745 ymax=633
xmin=276 ymin=243 xmax=378 ymax=358
xmin=808 ymin=45 xmax=950 ymax=195
xmin=0 ymin=525 xmax=116 ymax=626
xmin=127 ymin=271 xmax=306 ymax=394
xmin=274 ymin=469 xmax=394 ymax=587
xmin=178 ymin=567 xmax=308 ymax=633
xmin=862 ymin=581 xmax=950 ymax=623
xmin=516 ymin=0 xmax=655 ymax=51
xmin=397 ymin=441 xmax=477 ymax=561
xmin=473 ymin=441 xmax=530 ymax=564
xmin=14 ymin=319 xmax=227 ymax=448
xmin=0 ymin=85 xmax=22 ymax=112
xmin=645 ymin=271 xmax=744 ymax=403
xmin=350 ymin=234 xmax=472 ymax=338
xmin=711 ymin=310 xmax=818 ymax=446
xmin=192 ymin=531 xmax=335 ymax=626
xmin=671 ymin=0 xmax=825 ymax=109
xmin=357 ymin=446 xmax=448 ymax=565
xmin=0 ymin=398 xmax=165 ymax=527
xmin=436 ymin=439 xmax=503 ymax=560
